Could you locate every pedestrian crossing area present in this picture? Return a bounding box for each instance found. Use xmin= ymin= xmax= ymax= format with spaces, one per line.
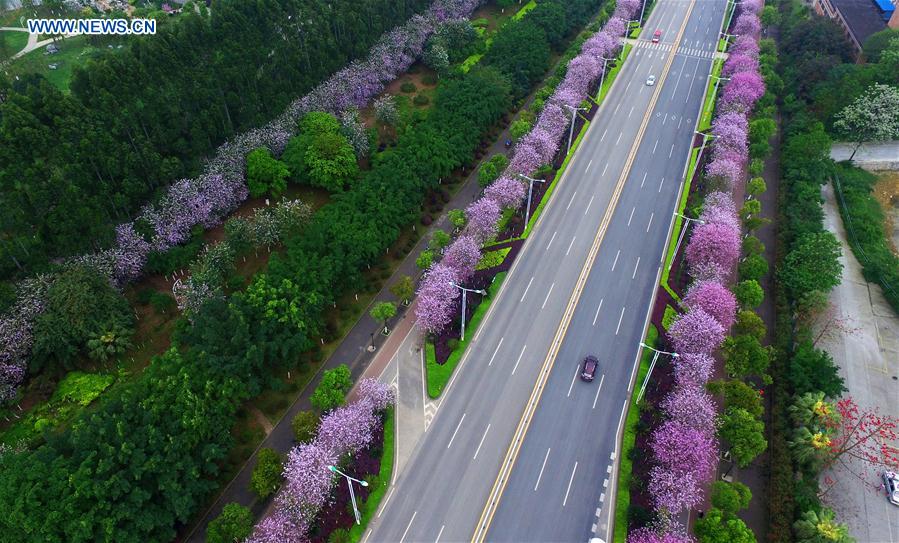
xmin=632 ymin=38 xmax=716 ymax=59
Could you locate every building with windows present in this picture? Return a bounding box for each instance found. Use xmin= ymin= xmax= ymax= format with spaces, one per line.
xmin=812 ymin=0 xmax=897 ymax=57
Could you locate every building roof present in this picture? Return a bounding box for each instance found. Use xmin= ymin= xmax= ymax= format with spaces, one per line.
xmin=832 ymin=0 xmax=888 ymax=45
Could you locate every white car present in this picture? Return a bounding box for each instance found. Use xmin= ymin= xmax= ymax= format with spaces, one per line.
xmin=646 ymin=75 xmax=656 ymax=86
xmin=883 ymin=471 xmax=899 ymax=506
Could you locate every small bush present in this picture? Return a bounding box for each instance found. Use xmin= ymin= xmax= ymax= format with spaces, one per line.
xmin=413 ymin=94 xmax=430 ymax=106
xmin=420 ymin=214 xmax=433 ymax=226
xmin=662 ymin=305 xmax=678 ymax=330
xmin=206 ymin=503 xmax=253 ymax=543
xmin=53 ymin=371 xmax=115 ymax=406
xmin=447 ymin=338 xmax=460 ymax=351
xmin=422 ymin=74 xmax=438 ymax=85
xmin=250 ymin=448 xmax=283 ymax=499
xmin=292 ymin=410 xmax=320 ymax=443
xmin=400 ymin=81 xmax=417 ymax=93
xmin=310 ymin=365 xmax=353 ymax=413
xmin=149 ymin=292 xmax=176 ymax=314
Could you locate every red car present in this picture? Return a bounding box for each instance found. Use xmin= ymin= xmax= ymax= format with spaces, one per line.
xmin=581 ymin=355 xmax=599 ymax=382
xmin=652 ymin=29 xmax=662 ymax=43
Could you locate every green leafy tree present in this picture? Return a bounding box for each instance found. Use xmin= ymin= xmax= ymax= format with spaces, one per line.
xmin=747 ymin=177 xmax=767 ymax=198
xmin=311 ymin=365 xmax=353 ymax=413
xmin=695 ymin=508 xmax=756 ymax=543
xmin=429 ymin=230 xmax=451 ymax=252
xmin=834 ymin=83 xmax=899 ymax=159
xmin=31 ymin=266 xmax=134 ymax=373
xmin=246 ymin=147 xmax=288 ymax=198
xmin=723 ymin=334 xmax=772 ymax=380
xmin=863 ymin=28 xmax=899 ymax=62
xmin=483 ymin=20 xmax=551 ymax=98
xmin=742 ymin=235 xmax=765 ymax=256
xmin=733 ymin=310 xmax=766 ymax=340
xmin=788 ymin=340 xmax=847 ymax=398
xmin=710 ymin=481 xmax=752 ymax=515
xmin=708 ymin=380 xmax=764 ymax=418
xmin=793 ymin=508 xmax=853 ymax=543
xmin=416 ymin=250 xmax=434 ymax=270
xmin=250 ymin=448 xmax=283 ymax=499
xmin=283 ymin=112 xmax=358 ymax=192
xmin=371 ymin=301 xmax=397 ymax=334
xmin=207 ymin=503 xmax=253 ymax=543
xmin=291 ymin=410 xmax=320 ymax=443
xmin=478 ymin=161 xmax=499 ymax=188
xmin=779 ymin=232 xmax=842 ymax=301
xmin=510 ymin=118 xmax=533 ymax=141
xmin=760 ymin=5 xmax=781 ymax=29
xmin=733 ymin=279 xmax=764 ymax=308
xmin=719 ymin=407 xmax=767 ymax=467
xmin=390 ymin=276 xmax=415 ymax=305
xmin=739 ymin=253 xmax=769 ymax=282
xmin=740 ymin=199 xmax=762 ymax=221
xmin=448 ymin=209 xmax=467 ymax=230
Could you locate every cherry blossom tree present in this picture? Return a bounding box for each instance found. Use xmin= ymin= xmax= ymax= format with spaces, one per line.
xmin=465 ymin=197 xmax=502 ymax=243
xmin=685 ymin=222 xmax=741 ymax=279
xmin=722 ymin=53 xmax=760 ymax=77
xmin=662 ymin=384 xmax=718 ymax=435
xmin=415 ymin=264 xmax=460 ymax=334
xmin=673 ymin=353 xmax=716 ymax=387
xmin=719 ymin=71 xmax=765 ymax=114
xmin=484 ymin=177 xmax=526 ymax=209
xmin=628 ymin=524 xmax=696 ymax=543
xmin=700 ymin=192 xmax=740 ymax=230
xmin=733 ymin=13 xmax=762 ymax=39
xmin=668 ymin=308 xmax=726 ymax=355
xmin=711 ymin=112 xmax=749 ymax=155
xmin=683 ymin=280 xmax=738 ymax=329
xmin=442 ymin=235 xmax=483 ymax=282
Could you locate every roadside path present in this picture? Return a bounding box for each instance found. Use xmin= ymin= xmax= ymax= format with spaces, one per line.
xmin=818 ymin=181 xmax=899 ymax=542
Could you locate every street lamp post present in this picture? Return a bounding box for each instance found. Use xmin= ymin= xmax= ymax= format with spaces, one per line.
xmin=450 ymin=282 xmax=487 ymax=341
xmin=636 ymin=343 xmax=679 ymax=403
xmin=517 ymin=173 xmax=546 ymax=230
xmin=638 ymin=0 xmax=649 ymax=25
xmin=560 ymin=104 xmax=588 ymax=155
xmin=706 ymin=74 xmax=730 ymax=115
xmin=723 ymin=0 xmax=744 ymax=35
xmin=328 ymin=465 xmax=369 ymax=525
xmin=597 ymin=56 xmax=613 ymax=101
xmin=669 ymin=211 xmax=706 ymax=272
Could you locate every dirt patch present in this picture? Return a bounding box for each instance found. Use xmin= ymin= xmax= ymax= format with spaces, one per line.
xmin=873 ymin=171 xmax=899 ymax=256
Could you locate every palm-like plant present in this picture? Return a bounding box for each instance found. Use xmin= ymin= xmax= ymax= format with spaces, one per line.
xmin=87 ymin=326 xmax=133 ymax=363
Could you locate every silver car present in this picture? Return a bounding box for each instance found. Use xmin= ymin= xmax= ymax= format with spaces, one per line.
xmin=883 ymin=471 xmax=899 ymax=506
xmin=646 ymin=75 xmax=656 ymax=86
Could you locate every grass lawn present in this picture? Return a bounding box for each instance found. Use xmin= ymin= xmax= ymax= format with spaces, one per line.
xmin=5 ymin=35 xmax=121 ymax=92
xmin=349 ymin=406 xmax=395 ymax=542
xmin=612 ymin=324 xmax=658 ymax=543
xmin=1 ymin=30 xmax=28 ymax=57
xmin=426 ymin=272 xmax=507 ymax=398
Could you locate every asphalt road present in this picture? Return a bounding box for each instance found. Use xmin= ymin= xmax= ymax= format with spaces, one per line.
xmin=365 ymin=1 xmax=726 ymax=541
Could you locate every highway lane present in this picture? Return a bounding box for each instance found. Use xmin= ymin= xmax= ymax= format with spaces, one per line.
xmin=484 ymin=0 xmax=728 ymax=541
xmin=364 ymin=1 xmax=718 ymax=541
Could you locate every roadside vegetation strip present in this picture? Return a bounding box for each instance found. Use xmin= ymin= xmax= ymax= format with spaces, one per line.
xmin=512 ymin=0 xmax=538 ymax=20
xmin=596 ymin=44 xmax=633 ymax=104
xmin=521 ymin=121 xmax=591 ymax=239
xmin=613 ymin=324 xmax=658 ymax=543
xmin=426 ymin=272 xmax=507 ymax=399
xmin=349 ymin=406 xmax=396 ymax=543
xmin=659 ymin=145 xmax=700 ymax=301
xmin=698 ymin=57 xmax=724 ymax=131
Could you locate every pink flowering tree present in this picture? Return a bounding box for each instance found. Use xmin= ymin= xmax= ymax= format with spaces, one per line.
xmin=700 ymin=192 xmax=741 ymax=230
xmin=442 ymin=235 xmax=483 ymax=282
xmin=667 ymin=308 xmax=726 ymax=355
xmin=722 ymin=53 xmax=759 ymax=78
xmin=662 ymin=384 xmax=718 ymax=435
xmin=685 ymin=222 xmax=741 ymax=279
xmin=711 ymin=112 xmax=749 ymax=155
xmin=682 ymin=280 xmax=738 ymax=329
xmin=733 ymin=13 xmax=762 ymax=39
xmin=730 ymin=35 xmax=761 ymax=58
xmin=415 ymin=264 xmax=460 ymax=334
xmin=465 ymin=197 xmax=502 ymax=243
xmin=649 ymin=419 xmax=718 ymax=513
xmin=628 ymin=525 xmax=696 ymax=543
xmin=672 ymin=353 xmax=716 ymax=387
xmin=484 ymin=177 xmax=526 ymax=209
xmin=719 ymin=71 xmax=765 ymax=114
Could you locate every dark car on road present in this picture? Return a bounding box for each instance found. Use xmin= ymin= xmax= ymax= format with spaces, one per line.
xmin=581 ymin=355 xmax=598 ymax=382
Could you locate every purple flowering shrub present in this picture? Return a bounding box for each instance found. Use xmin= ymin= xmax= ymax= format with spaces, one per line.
xmin=682 ymin=280 xmax=737 ymax=329
xmin=249 ymin=379 xmax=394 ymax=542
xmin=667 ymin=308 xmax=726 ymax=355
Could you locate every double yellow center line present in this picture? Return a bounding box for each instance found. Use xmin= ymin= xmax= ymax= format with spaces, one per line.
xmin=471 ymin=2 xmax=698 ymax=540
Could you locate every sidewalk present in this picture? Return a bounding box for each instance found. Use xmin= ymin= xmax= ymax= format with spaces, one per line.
xmin=182 ymin=80 xmax=527 ymax=543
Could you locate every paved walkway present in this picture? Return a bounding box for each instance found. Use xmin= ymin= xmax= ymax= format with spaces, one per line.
xmin=831 ymin=141 xmax=899 ymax=171
xmin=818 ymin=181 xmax=899 ymax=542
xmin=1 ymin=27 xmax=77 ymax=60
